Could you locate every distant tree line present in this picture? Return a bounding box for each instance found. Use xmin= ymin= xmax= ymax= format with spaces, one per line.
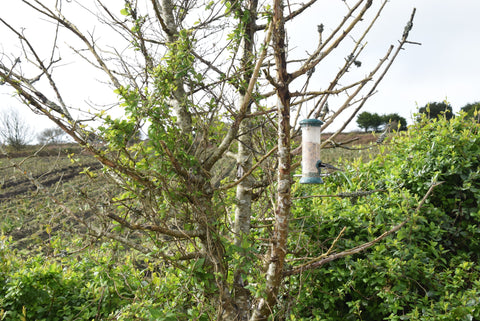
xmin=356 ymin=112 xmax=407 ymax=132
xmin=417 ymin=100 xmax=480 ymax=122
xmin=356 ymin=100 xmax=480 ymax=133
xmin=417 ymin=101 xmax=454 ymax=121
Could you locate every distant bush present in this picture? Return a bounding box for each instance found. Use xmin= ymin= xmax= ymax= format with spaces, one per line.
xmin=38 ymin=127 xmax=67 ymax=145
xmin=0 ymin=108 xmax=34 ymax=150
xmin=356 ymin=111 xmax=407 ymax=132
xmin=418 ymin=101 xmax=454 ymax=120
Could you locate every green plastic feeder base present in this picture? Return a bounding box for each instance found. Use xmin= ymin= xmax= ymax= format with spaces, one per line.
xmin=299 ymin=176 xmax=324 ymax=184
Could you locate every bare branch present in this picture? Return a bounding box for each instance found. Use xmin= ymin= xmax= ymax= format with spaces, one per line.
xmin=203 ymin=21 xmax=274 ymax=171
xmin=321 ymin=8 xmax=418 ymax=143
xmin=22 ymin=0 xmax=121 ymax=88
xmin=290 ymin=0 xmax=372 ymax=80
xmin=106 ymin=212 xmax=204 ymax=238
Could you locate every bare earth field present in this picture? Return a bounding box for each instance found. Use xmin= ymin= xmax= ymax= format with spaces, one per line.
xmin=1 ymin=133 xmax=379 ymax=251
xmin=0 ymin=146 xmax=106 ymax=252
xmin=322 ymin=131 xmax=379 ymax=146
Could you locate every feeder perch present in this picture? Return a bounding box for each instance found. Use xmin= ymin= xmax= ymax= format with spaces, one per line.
xmin=299 ymin=119 xmax=324 ymax=184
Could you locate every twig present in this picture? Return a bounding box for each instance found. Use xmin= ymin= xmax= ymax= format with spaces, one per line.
xmin=290 ymin=226 xmax=347 ymax=269
xmin=105 ymin=212 xmax=204 ymax=239
xmin=322 ymin=8 xmax=418 ymax=143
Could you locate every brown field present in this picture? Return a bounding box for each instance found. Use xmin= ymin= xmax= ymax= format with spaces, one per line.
xmin=1 ymin=133 xmax=380 ymax=251
xmin=319 ymin=132 xmax=383 ymax=167
xmin=322 ymin=131 xmax=378 ymax=146
xmin=0 ymin=146 xmax=106 ymax=252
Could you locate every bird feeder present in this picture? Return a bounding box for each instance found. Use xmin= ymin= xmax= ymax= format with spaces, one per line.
xmin=299 ymin=119 xmax=324 ymax=184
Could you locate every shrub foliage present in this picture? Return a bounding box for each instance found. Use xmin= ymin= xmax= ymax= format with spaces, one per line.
xmin=288 ymin=113 xmax=480 ymax=320
xmin=1 ymin=114 xmax=480 ymax=320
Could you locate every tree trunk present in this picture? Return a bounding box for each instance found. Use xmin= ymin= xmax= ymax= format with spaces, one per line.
xmin=233 ymin=105 xmax=254 ymax=320
xmin=233 ymin=1 xmax=258 ymax=319
xmin=156 ymin=0 xmax=192 ymax=133
xmin=250 ymin=0 xmax=290 ymax=319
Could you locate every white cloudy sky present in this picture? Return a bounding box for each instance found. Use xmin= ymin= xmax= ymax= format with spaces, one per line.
xmin=1 ymin=0 xmax=479 ymax=133
xmin=287 ymin=0 xmax=480 ymax=130
xmin=362 ymin=0 xmax=480 ymax=124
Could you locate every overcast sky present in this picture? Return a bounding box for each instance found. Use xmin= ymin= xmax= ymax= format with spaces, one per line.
xmin=359 ymin=0 xmax=480 ymax=124
xmin=1 ymin=0 xmax=479 ymax=133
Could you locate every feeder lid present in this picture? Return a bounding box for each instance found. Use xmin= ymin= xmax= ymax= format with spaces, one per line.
xmin=300 ymin=119 xmax=324 ymax=127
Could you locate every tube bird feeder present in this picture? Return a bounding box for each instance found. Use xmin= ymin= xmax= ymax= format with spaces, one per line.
xmin=299 ymin=119 xmax=324 ymax=184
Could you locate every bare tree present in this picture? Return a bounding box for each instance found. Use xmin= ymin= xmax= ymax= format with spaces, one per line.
xmin=0 ymin=107 xmax=34 ymax=150
xmin=0 ymin=0 xmax=419 ymax=319
xmin=37 ymin=127 xmax=67 ymax=145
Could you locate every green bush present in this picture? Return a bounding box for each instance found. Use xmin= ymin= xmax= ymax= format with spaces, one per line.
xmin=1 ymin=241 xmax=131 ymax=320
xmin=0 ymin=238 xmax=210 ymax=320
xmin=286 ymin=113 xmax=480 ymax=320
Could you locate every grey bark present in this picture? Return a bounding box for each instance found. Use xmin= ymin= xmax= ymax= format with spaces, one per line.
xmin=250 ymin=0 xmax=291 ymax=319
xmin=232 ymin=1 xmax=258 ymax=319
xmin=153 ymin=0 xmax=192 ymax=133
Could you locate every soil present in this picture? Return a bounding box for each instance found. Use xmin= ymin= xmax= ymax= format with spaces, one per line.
xmin=0 ymin=162 xmax=102 ymax=200
xmin=0 ymin=150 xmax=103 ymax=251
